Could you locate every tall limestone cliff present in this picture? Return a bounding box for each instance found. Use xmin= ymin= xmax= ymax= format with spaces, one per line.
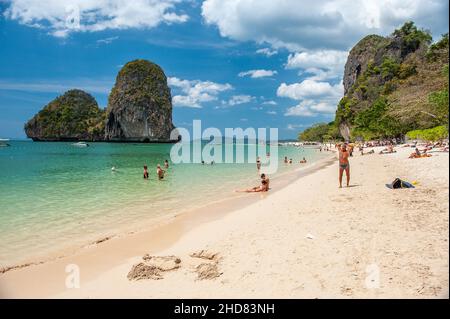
xmin=24 ymin=89 xmax=106 ymax=141
xmin=105 ymin=59 xmax=175 ymax=142
xmin=336 ymin=21 xmax=449 ymax=141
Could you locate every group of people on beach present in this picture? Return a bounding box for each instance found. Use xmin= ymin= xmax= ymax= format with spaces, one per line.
xmin=143 ymin=160 xmax=169 ymax=180
xmin=137 ymin=136 xmax=447 ymax=191
xmin=283 ymin=156 xmax=307 ymax=164
xmin=337 ymin=138 xmax=448 ymax=186
xmin=407 ymin=141 xmax=448 ymax=158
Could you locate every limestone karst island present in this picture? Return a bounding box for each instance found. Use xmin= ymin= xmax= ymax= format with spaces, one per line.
xmin=0 ymin=0 xmax=448 ymax=304
xmin=25 ymin=59 xmax=175 ymax=142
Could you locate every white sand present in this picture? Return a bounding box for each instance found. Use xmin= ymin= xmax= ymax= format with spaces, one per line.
xmin=1 ymin=146 xmax=448 ymax=298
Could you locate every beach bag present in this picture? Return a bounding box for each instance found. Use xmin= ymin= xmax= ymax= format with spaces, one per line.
xmin=388 ymin=178 xmax=414 ymax=189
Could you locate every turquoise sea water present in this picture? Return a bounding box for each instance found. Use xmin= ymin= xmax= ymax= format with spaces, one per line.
xmin=0 ymin=141 xmax=327 ymax=266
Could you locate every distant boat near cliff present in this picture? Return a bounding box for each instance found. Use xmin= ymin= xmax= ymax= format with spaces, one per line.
xmin=72 ymin=142 xmax=89 ymax=147
xmin=0 ymin=138 xmax=10 ymax=147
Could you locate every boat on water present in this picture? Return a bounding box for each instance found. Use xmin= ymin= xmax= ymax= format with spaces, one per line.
xmin=72 ymin=141 xmax=89 ymax=147
xmin=0 ymin=138 xmax=10 ymax=147
xmin=299 ymin=141 xmax=322 ymax=149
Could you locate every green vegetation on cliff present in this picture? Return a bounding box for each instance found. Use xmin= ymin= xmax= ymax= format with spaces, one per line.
xmin=105 ymin=59 xmax=174 ymax=141
xmin=25 ymin=89 xmax=106 ymax=141
xmin=333 ymin=22 xmax=449 ymax=141
xmin=108 ymin=59 xmax=171 ymax=108
xmin=298 ymin=22 xmax=448 ymax=142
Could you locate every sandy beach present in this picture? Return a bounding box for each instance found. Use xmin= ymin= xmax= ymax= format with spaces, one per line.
xmin=0 ymin=146 xmax=448 ymax=298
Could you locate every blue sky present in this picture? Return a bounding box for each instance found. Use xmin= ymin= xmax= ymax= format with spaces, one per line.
xmin=0 ymin=0 xmax=448 ymax=139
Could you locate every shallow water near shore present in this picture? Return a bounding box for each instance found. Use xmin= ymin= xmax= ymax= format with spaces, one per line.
xmin=0 ymin=141 xmax=329 ymax=266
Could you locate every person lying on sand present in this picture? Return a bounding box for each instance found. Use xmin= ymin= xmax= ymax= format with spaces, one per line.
xmin=379 ymin=144 xmax=396 ymax=154
xmin=339 ymin=143 xmax=350 ymax=188
xmin=236 ymin=174 xmax=269 ymax=193
xmin=156 ymin=164 xmax=165 ymax=180
xmin=409 ymin=148 xmax=432 ymax=158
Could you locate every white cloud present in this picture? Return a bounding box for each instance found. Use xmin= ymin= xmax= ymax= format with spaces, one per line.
xmin=262 ymin=100 xmax=277 ymax=106
xmin=168 ymin=77 xmax=233 ymax=108
xmin=238 ymin=69 xmax=277 ymax=78
xmin=256 ymin=48 xmax=278 ymax=57
xmin=278 ymin=79 xmax=343 ymax=117
xmin=285 ymin=99 xmax=337 ymax=117
xmin=4 ymin=0 xmax=189 ymax=37
xmin=277 ymin=80 xmax=343 ymax=100
xmin=96 ymin=36 xmax=119 ymax=45
xmin=227 ymin=94 xmax=255 ymax=106
xmin=286 ymin=50 xmax=348 ymax=81
xmin=287 ymin=123 xmax=307 ymax=130
xmin=285 ymin=104 xmax=316 ymax=117
xmin=202 ymin=0 xmax=449 ymax=51
xmin=266 ymin=110 xmax=277 ymax=115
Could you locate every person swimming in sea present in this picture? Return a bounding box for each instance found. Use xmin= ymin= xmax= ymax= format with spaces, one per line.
xmin=339 ymin=143 xmax=350 ymax=188
xmin=156 ymin=164 xmax=165 ymax=180
xmin=289 ymin=158 xmax=293 ymax=164
xmin=256 ymin=156 xmax=261 ymax=171
xmin=164 ymin=160 xmax=169 ymax=169
xmin=299 ymin=157 xmax=307 ymax=163
xmin=284 ymin=156 xmax=288 ymax=164
xmin=143 ymin=165 xmax=149 ymax=179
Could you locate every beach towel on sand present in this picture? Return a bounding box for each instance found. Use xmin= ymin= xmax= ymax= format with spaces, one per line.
xmin=386 ymin=178 xmax=415 ymax=189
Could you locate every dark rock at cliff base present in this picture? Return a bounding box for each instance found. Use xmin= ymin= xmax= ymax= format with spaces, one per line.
xmin=105 ymin=59 xmax=175 ymax=142
xmin=24 ymin=89 xmax=106 ymax=141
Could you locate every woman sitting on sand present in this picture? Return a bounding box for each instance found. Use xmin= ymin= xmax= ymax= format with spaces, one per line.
xmin=236 ymin=174 xmax=269 ymax=193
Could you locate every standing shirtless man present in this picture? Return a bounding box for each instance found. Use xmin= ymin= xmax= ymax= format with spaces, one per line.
xmin=339 ymin=143 xmax=350 ymax=188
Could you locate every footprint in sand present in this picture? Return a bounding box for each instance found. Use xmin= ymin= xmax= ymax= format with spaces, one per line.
xmin=127 ymin=255 xmax=181 ymax=281
xmin=190 ymin=250 xmax=223 ymax=280
xmin=127 ymin=250 xmax=222 ymax=281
